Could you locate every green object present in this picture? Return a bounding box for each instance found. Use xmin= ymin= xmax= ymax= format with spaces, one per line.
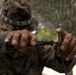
xmin=37 ymin=27 xmax=57 ymax=41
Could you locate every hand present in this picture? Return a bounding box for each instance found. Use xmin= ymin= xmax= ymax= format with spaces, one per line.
xmin=4 ymin=30 xmax=37 ymax=53
xmin=55 ymin=28 xmax=76 ymax=61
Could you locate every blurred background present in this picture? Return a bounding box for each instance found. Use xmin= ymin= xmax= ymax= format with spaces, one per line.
xmin=0 ymin=0 xmax=76 ymax=75
xmin=28 ymin=0 xmax=76 ymax=36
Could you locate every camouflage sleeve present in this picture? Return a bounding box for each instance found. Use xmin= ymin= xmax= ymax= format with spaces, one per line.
xmin=0 ymin=31 xmax=9 ymax=57
xmin=37 ymin=45 xmax=75 ymax=73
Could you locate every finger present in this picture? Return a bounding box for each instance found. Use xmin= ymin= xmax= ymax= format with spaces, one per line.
xmin=18 ymin=47 xmax=27 ymax=53
xmin=20 ymin=30 xmax=29 ymax=47
xmin=18 ymin=46 xmax=34 ymax=54
xmin=56 ymin=28 xmax=66 ymax=37
xmin=60 ymin=33 xmax=72 ymax=51
xmin=67 ymin=38 xmax=76 ymax=51
xmin=61 ymin=38 xmax=76 ymax=58
xmin=30 ymin=33 xmax=38 ymax=46
xmin=12 ymin=31 xmax=21 ymax=46
xmin=65 ymin=45 xmax=76 ymax=61
xmin=5 ymin=32 xmax=14 ymax=43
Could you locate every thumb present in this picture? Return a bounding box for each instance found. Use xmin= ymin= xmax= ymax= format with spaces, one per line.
xmin=55 ymin=28 xmax=66 ymax=37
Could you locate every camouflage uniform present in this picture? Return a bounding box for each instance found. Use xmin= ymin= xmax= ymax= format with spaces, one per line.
xmin=0 ymin=25 xmax=75 ymax=75
xmin=0 ymin=0 xmax=75 ymax=75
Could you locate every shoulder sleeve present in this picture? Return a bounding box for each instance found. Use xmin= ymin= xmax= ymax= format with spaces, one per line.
xmin=0 ymin=31 xmax=9 ymax=56
xmin=37 ymin=45 xmax=75 ymax=73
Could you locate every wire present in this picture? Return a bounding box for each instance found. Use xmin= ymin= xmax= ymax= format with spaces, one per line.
xmin=61 ymin=58 xmax=68 ymax=75
xmin=58 ymin=32 xmax=68 ymax=75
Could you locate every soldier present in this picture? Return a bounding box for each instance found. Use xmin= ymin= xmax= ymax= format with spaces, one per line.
xmin=0 ymin=0 xmax=75 ymax=75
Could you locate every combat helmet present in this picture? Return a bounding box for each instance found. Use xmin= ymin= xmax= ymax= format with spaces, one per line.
xmin=0 ymin=0 xmax=38 ymax=32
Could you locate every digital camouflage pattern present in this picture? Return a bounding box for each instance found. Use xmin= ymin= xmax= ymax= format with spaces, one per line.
xmin=0 ymin=0 xmax=75 ymax=75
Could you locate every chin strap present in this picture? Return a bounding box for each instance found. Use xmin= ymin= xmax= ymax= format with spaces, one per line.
xmin=0 ymin=9 xmax=33 ymax=26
